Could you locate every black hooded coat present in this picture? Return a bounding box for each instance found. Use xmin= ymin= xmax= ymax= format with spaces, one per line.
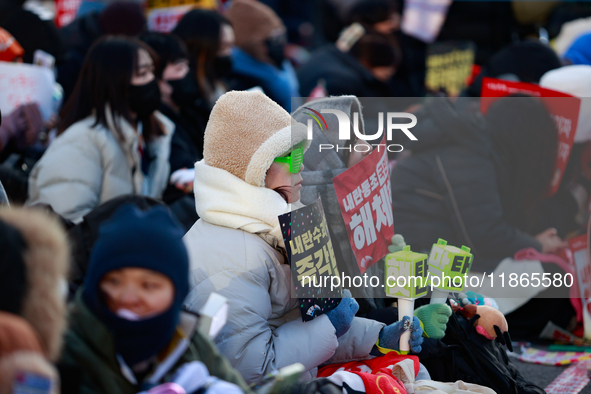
xmin=390 ymin=98 xmax=543 ymax=270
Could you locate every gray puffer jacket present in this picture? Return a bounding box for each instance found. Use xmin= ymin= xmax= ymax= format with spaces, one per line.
xmin=27 ymin=111 xmax=173 ymax=222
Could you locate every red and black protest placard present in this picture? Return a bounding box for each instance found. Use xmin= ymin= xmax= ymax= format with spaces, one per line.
xmin=332 ymin=137 xmax=395 ymax=274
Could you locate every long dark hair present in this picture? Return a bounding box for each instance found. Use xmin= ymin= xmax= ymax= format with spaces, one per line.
xmin=172 ymin=9 xmax=230 ymax=99
xmin=139 ymin=32 xmax=188 ymax=79
xmin=58 ymin=36 xmax=164 ymax=142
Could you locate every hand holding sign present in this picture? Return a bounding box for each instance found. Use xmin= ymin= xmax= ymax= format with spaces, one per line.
xmin=0 ymin=103 xmax=44 ymax=150
xmin=385 ymin=245 xmax=428 ymax=351
xmin=376 ymin=316 xmax=423 ymax=354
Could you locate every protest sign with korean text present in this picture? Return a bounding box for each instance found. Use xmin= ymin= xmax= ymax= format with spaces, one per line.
xmin=54 ymin=0 xmax=82 ymax=28
xmin=425 ymin=41 xmax=475 ymax=96
xmin=146 ymin=0 xmax=215 ymax=32
xmin=481 ymin=77 xmax=581 ymax=196
xmin=147 ymin=5 xmax=194 ymax=32
xmin=279 ymin=197 xmax=342 ymax=322
xmin=0 ymin=62 xmax=55 ymax=121
xmin=333 ymin=137 xmax=395 ymax=274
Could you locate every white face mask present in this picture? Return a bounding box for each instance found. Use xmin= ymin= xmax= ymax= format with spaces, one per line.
xmin=116 ymin=309 xmax=143 ymax=321
xmin=115 ymin=308 xmax=165 ymax=321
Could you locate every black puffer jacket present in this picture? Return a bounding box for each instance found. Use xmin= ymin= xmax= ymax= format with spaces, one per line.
xmin=391 ymin=98 xmax=541 ymax=269
xmin=159 ymin=104 xmax=205 ymax=204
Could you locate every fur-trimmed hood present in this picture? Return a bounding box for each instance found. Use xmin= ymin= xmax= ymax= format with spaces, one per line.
xmin=203 ymin=90 xmax=309 ymax=188
xmin=0 ymin=208 xmax=70 ymax=361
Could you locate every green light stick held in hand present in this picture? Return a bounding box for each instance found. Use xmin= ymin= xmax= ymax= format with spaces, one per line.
xmin=427 ymin=239 xmax=474 ymax=304
xmin=385 ymin=245 xmax=428 ymax=351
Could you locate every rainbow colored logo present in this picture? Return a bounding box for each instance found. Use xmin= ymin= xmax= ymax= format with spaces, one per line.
xmin=304 ymin=107 xmax=328 ymax=131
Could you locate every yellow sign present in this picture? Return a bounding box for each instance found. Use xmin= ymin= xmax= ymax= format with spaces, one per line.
xmin=147 ymin=0 xmax=215 ymax=10
xmin=425 ymin=41 xmax=475 ymax=97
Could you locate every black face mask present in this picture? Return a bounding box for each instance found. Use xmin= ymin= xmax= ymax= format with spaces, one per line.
xmin=128 ymin=78 xmax=161 ymax=119
xmin=168 ymin=72 xmax=200 ymax=108
xmin=265 ymin=37 xmax=286 ymax=68
xmin=214 ymin=55 xmax=233 ymax=78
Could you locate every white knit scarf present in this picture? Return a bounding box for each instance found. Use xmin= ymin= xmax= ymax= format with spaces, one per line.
xmin=193 ymin=160 xmax=292 ymax=249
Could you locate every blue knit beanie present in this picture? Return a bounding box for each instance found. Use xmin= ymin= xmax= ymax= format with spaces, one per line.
xmin=82 ymin=204 xmax=189 ymax=366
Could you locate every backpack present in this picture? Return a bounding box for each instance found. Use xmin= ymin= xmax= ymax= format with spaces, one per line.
xmin=420 ymin=305 xmax=545 ymax=394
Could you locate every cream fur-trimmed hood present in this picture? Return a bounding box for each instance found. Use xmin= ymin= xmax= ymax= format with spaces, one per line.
xmin=193 ymin=160 xmax=291 ymax=248
xmin=203 ymin=90 xmax=309 ymax=188
xmin=0 ymin=208 xmax=69 ymax=361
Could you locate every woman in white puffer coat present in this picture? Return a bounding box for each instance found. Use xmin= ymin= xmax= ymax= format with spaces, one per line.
xmin=27 ymin=36 xmax=173 ymax=223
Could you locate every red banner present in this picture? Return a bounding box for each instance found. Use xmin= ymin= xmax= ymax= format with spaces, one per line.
xmin=481 ymin=77 xmax=581 ymax=196
xmin=147 ymin=6 xmax=192 ymax=32
xmin=54 ymin=0 xmax=81 ymax=28
xmin=333 ymin=137 xmax=395 ymax=274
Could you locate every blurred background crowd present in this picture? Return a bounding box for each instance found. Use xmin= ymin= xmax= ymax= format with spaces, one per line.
xmin=4 ymin=0 xmax=591 ymax=224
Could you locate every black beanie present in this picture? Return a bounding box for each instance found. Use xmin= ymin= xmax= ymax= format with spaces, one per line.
xmin=83 ymin=203 xmax=189 ymax=306
xmin=0 ymin=218 xmax=27 ymax=315
xmin=467 ymin=41 xmax=562 ymax=97
xmin=82 ymin=204 xmax=189 ymax=366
